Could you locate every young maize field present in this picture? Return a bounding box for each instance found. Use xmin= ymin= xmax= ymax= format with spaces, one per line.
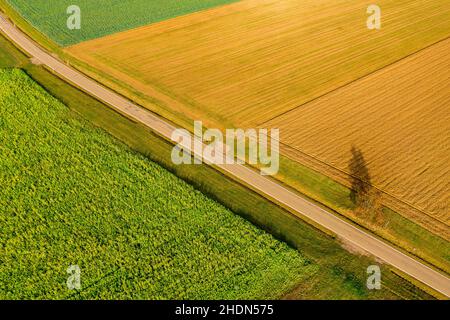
xmin=0 ymin=69 xmax=314 ymax=299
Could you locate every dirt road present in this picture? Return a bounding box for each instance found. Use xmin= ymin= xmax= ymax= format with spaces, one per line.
xmin=1 ymin=13 xmax=449 ymax=297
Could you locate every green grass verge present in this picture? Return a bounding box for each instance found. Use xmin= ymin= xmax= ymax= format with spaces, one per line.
xmin=6 ymin=0 xmax=241 ymax=46
xmin=0 ymin=32 xmax=23 ymax=67
xmin=0 ymin=34 xmax=436 ymax=299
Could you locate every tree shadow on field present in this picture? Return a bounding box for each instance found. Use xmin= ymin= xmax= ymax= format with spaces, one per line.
xmin=348 ymin=146 xmax=372 ymax=205
xmin=348 ymin=146 xmax=382 ymax=222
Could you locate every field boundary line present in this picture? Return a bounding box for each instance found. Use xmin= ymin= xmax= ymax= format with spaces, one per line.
xmin=259 ymin=35 xmax=450 ymax=126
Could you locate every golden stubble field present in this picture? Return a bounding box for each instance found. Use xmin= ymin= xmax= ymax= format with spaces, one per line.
xmin=68 ymin=0 xmax=450 ymax=127
xmin=67 ymin=0 xmax=450 ymax=236
xmin=266 ymin=39 xmax=450 ymax=236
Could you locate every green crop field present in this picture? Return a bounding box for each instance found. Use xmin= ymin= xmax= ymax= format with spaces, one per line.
xmin=6 ymin=0 xmax=240 ymax=46
xmin=0 ymin=68 xmax=314 ymax=299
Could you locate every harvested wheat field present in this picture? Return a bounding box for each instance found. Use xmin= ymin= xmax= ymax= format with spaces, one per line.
xmin=266 ymin=38 xmax=450 ymax=237
xmin=67 ymin=0 xmax=450 ymax=128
